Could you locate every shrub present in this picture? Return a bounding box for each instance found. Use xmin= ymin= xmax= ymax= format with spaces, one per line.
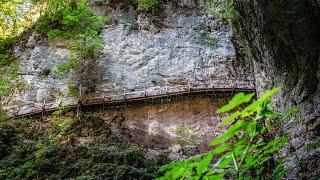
xmin=207 ymin=0 xmax=236 ymax=22
xmin=0 ymin=56 xmax=25 ymax=119
xmin=56 ymin=56 xmax=79 ymax=74
xmin=45 ymin=0 xmax=108 ymax=39
xmin=138 ymin=0 xmax=161 ymax=13
xmin=68 ymin=35 xmax=103 ymax=59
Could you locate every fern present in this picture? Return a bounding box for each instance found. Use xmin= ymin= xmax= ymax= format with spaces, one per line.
xmin=157 ymin=87 xmax=295 ymax=179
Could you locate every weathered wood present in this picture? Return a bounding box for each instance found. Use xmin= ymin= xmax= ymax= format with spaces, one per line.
xmin=10 ymin=80 xmax=255 ymax=118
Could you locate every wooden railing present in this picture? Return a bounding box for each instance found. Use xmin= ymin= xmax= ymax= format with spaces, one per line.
xmin=6 ymin=78 xmax=256 ymax=118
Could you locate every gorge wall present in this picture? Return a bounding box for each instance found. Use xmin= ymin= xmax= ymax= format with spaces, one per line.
xmin=233 ymin=0 xmax=320 ymax=178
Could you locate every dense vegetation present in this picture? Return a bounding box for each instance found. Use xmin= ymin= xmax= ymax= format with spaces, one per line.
xmin=0 ymin=114 xmax=158 ymax=179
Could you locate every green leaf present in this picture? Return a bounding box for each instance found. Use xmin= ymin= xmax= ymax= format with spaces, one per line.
xmin=260 ymin=87 xmax=282 ymax=101
xmin=221 ymin=111 xmax=241 ymax=125
xmin=246 ymin=120 xmax=257 ymax=138
xmin=211 ymin=120 xmax=247 ymax=146
xmin=196 ymin=152 xmax=214 ymax=175
xmin=212 ymin=144 xmax=230 ymax=155
xmin=217 ymin=92 xmax=255 ymax=114
xmin=214 ymin=153 xmax=232 ymax=169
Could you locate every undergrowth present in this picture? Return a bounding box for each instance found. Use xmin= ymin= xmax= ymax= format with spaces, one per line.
xmin=0 ymin=114 xmax=158 ymax=179
xmin=138 ymin=0 xmax=161 ymax=13
xmin=207 ymin=0 xmax=235 ymax=22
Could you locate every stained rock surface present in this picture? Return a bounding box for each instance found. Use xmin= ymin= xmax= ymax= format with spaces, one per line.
xmin=233 ymin=0 xmax=320 ymax=178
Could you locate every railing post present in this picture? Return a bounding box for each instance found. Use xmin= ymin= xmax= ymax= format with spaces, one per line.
xmin=124 ymin=92 xmax=127 ymax=108
xmin=165 ymin=83 xmax=168 ymax=94
xmin=144 ymin=85 xmax=147 ymax=97
xmin=102 ymin=95 xmax=105 ymax=111
xmin=77 ymin=84 xmax=82 ymax=118
xmin=42 ymin=100 xmax=46 ymax=119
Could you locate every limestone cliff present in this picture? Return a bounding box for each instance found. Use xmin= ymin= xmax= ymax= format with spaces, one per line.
xmin=6 ymin=0 xmax=254 ymax=115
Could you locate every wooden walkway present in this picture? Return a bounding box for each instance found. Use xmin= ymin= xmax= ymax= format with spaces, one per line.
xmin=6 ymin=79 xmax=256 ymax=118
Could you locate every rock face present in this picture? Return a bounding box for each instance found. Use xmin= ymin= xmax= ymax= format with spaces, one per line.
xmin=9 ymin=45 xmax=76 ymax=115
xmin=233 ymin=0 xmax=320 ymax=178
xmin=7 ymin=1 xmax=254 ymax=115
xmin=96 ymin=3 xmax=254 ymax=97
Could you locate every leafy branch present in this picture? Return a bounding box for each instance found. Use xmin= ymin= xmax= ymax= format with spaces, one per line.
xmin=158 ymin=87 xmax=296 ymax=179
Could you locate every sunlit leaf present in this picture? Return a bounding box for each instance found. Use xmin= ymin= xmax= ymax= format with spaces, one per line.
xmin=196 ymin=152 xmax=214 ymax=175
xmin=260 ymin=87 xmax=282 ymax=101
xmin=212 ymin=144 xmax=230 ymax=155
xmin=211 ymin=120 xmax=247 ymax=146
xmin=217 ymin=92 xmax=255 ymax=114
xmin=221 ymin=111 xmax=241 ymax=126
xmin=214 ymin=153 xmax=232 ymax=168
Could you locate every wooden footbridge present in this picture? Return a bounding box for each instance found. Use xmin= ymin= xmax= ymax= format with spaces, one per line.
xmin=6 ymin=78 xmax=256 ymax=118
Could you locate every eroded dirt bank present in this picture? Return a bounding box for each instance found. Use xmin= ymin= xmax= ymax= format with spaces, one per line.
xmin=94 ymin=96 xmax=229 ymax=160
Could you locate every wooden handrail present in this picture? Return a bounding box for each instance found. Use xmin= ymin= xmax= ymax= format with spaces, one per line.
xmin=6 ymin=79 xmax=255 ymax=118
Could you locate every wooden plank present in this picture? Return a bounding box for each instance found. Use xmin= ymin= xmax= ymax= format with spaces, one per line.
xmin=11 ymin=85 xmax=255 ymax=118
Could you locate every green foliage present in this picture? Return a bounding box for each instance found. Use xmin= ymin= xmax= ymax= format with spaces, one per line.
xmin=0 ymin=0 xmax=29 ymax=40
xmin=206 ymin=35 xmax=218 ymax=47
xmin=46 ymin=29 xmax=61 ymax=39
xmin=56 ymin=56 xmax=79 ymax=74
xmin=0 ymin=123 xmax=18 ymax=158
xmin=0 ymin=115 xmax=158 ymax=179
xmin=173 ymin=125 xmax=200 ymax=145
xmin=158 ymin=87 xmax=296 ymax=179
xmin=138 ymin=0 xmax=161 ymax=13
xmin=68 ymin=84 xmax=79 ymax=97
xmin=34 ymin=0 xmax=70 ymax=36
xmin=0 ymin=55 xmax=25 ymax=121
xmin=207 ymin=0 xmax=236 ymax=22
xmin=0 ymin=108 xmax=9 ymax=122
xmin=307 ymin=140 xmax=320 ymax=152
xmin=217 ymin=92 xmax=255 ymax=114
xmin=44 ymin=0 xmax=107 ymax=40
xmin=68 ymin=35 xmax=103 ymax=59
xmin=42 ymin=0 xmax=107 ymax=97
xmin=52 ymin=105 xmax=71 ymax=117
